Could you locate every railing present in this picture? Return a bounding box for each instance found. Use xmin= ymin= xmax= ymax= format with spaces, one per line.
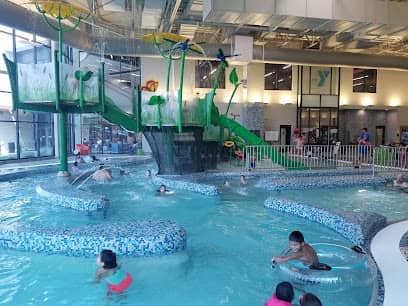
xmin=241 ymin=145 xmax=408 ymax=173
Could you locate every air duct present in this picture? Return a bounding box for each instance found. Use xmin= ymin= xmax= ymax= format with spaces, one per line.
xmin=231 ymin=35 xmax=253 ymax=64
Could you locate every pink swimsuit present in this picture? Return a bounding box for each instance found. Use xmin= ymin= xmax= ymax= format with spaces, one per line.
xmin=264 ymin=294 xmax=292 ymax=306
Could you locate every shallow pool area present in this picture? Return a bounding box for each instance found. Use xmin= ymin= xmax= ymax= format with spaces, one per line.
xmin=0 ymin=164 xmax=380 ymax=306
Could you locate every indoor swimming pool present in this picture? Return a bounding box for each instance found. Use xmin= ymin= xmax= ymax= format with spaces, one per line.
xmin=0 ymin=164 xmax=377 ymax=306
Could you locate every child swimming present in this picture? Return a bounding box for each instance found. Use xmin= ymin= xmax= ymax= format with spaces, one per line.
xmin=272 ymin=231 xmax=331 ymax=271
xmin=94 ymin=249 xmax=133 ymax=294
xmin=156 ymin=184 xmax=174 ymax=195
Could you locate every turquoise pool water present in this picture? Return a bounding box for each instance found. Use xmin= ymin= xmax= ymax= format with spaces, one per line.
xmin=0 ymin=165 xmax=374 ymax=305
xmin=273 ymin=185 xmax=408 ymax=221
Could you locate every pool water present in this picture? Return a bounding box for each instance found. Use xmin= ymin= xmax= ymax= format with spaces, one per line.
xmin=0 ymin=165 xmax=374 ymax=306
xmin=273 ymin=185 xmax=408 ymax=221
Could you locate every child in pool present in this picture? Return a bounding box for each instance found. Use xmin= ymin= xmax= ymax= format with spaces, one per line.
xmin=299 ymin=293 xmax=322 ymax=306
xmin=156 ymin=184 xmax=174 ymax=195
xmin=264 ymin=281 xmax=294 ymax=306
xmin=94 ymin=249 xmax=133 ymax=295
xmin=272 ymin=231 xmax=331 ymax=271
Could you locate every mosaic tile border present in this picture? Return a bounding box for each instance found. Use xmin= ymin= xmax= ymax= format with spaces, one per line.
xmin=36 ymin=184 xmax=106 ymax=212
xmin=0 ymin=220 xmax=186 ymax=257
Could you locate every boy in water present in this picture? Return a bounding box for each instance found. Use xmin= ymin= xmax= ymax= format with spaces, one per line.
xmin=299 ymin=293 xmax=322 ymax=306
xmin=272 ymin=231 xmax=331 ymax=270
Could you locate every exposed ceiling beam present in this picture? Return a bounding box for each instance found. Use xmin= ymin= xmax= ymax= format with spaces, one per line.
xmin=159 ymin=0 xmax=183 ymax=32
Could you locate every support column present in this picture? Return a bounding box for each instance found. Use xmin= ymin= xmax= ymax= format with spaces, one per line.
xmin=57 ymin=112 xmax=69 ymax=176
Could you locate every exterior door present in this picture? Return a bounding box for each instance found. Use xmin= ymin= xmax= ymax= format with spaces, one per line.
xmin=375 ymin=126 xmax=385 ymax=146
xmin=280 ymin=125 xmax=291 ymax=145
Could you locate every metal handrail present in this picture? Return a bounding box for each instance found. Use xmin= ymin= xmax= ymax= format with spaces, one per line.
xmin=241 ymin=144 xmax=408 ymax=173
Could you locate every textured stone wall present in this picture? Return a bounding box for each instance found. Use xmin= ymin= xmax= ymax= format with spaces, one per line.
xmin=241 ymin=103 xmax=265 ymax=138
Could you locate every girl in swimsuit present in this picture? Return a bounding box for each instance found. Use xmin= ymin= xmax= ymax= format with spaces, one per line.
xmin=94 ymin=249 xmax=133 ymax=295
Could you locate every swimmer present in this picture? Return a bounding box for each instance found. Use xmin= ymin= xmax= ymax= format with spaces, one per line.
xmin=224 ymin=180 xmax=231 ymax=188
xmin=119 ymin=168 xmax=129 ymax=176
xmin=92 ymin=165 xmax=113 ymax=182
xmin=240 ymin=175 xmax=248 ymax=186
xmin=156 ymin=184 xmax=174 ymax=195
xmin=71 ymin=161 xmax=80 ymax=174
xmin=264 ymin=281 xmax=294 ymax=306
xmin=94 ymin=249 xmax=132 ymax=295
xmin=393 ymin=174 xmax=408 ymax=188
xmin=146 ymin=169 xmax=152 ymax=178
xmin=272 ymin=231 xmax=331 ymax=271
xmin=74 ymin=150 xmax=84 ymax=163
xmin=299 ymin=293 xmax=322 ymax=306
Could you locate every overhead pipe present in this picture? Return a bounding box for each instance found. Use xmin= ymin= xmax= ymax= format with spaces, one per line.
xmin=88 ymin=37 xmax=408 ymax=71
xmin=1 ymin=1 xmax=407 ymax=71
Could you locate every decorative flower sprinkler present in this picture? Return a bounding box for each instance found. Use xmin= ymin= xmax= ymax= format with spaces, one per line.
xmin=26 ymin=1 xmax=90 ymax=176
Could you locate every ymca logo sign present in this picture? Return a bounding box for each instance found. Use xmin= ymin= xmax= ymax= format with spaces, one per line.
xmin=317 ymin=70 xmax=330 ymax=87
xmin=310 ymin=67 xmax=331 ymax=94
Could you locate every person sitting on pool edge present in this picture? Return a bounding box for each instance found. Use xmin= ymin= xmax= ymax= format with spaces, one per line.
xmin=271 ymin=231 xmax=331 ymax=271
xmin=264 ymin=281 xmax=294 ymax=306
xmin=94 ymin=249 xmax=132 ymax=295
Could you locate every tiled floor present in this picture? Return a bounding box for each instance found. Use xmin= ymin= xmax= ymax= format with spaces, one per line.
xmin=399 ymin=232 xmax=408 ymax=261
xmin=371 ymin=220 xmax=408 ymax=306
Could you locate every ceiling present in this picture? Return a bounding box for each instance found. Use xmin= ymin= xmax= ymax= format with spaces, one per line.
xmin=3 ymin=0 xmax=408 ymax=68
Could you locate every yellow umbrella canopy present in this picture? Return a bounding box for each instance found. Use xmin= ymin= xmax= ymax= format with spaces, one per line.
xmin=143 ymin=32 xmax=204 ymax=55
xmin=26 ymin=0 xmax=90 ymax=18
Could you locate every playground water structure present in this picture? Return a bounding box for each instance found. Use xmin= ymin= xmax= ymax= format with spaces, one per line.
xmin=0 ymin=163 xmax=385 ymax=306
xmin=3 ymin=24 xmax=305 ymax=176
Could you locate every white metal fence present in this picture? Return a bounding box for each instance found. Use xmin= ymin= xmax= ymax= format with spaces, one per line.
xmin=241 ymin=145 xmax=408 ymax=173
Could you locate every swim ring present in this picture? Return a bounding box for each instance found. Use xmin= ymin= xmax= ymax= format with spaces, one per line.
xmin=274 ymin=243 xmax=377 ymax=291
xmin=224 ymin=141 xmax=234 ymax=147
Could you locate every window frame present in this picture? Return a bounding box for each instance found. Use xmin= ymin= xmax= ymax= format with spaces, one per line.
xmin=352 ymin=68 xmax=377 ymax=93
xmin=195 ymin=60 xmax=225 ymax=89
xmin=264 ymin=63 xmax=292 ymax=90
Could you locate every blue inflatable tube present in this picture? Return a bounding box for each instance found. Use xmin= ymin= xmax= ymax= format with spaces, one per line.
xmin=275 ymin=243 xmax=377 ymax=291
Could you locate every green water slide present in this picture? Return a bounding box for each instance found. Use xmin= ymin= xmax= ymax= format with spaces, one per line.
xmin=101 ymin=97 xmax=141 ymax=132
xmin=218 ymin=115 xmax=305 ymax=169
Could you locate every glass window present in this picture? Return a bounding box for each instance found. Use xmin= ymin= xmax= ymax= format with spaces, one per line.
xmin=15 ymin=30 xmax=35 ymax=64
xmin=0 ymin=92 xmax=12 ymax=111
xmin=0 ymin=73 xmax=11 ymax=92
xmin=0 ymin=24 xmax=12 ymax=34
xmin=264 ymin=64 xmax=292 ymax=90
xmin=299 ymin=107 xmax=338 ymax=144
xmin=19 ymin=122 xmax=37 ymax=158
xmin=36 ymin=45 xmax=51 ymax=63
xmin=195 ymin=60 xmax=225 ymax=89
xmin=0 ymin=121 xmax=17 ymax=160
xmin=39 ymin=122 xmax=54 ymax=157
xmin=352 ymin=68 xmax=377 ymax=93
xmin=18 ymin=110 xmax=35 ymax=122
xmin=35 ymin=34 xmax=50 ymax=44
xmin=0 ymin=29 xmax=13 ymax=71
